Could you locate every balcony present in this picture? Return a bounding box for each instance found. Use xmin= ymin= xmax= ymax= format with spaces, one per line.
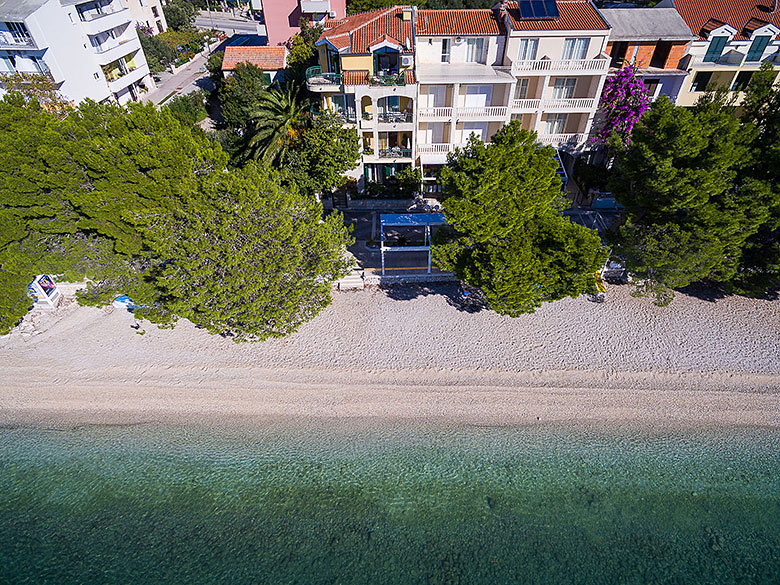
xmin=0 ymin=65 xmax=52 ymax=80
xmin=377 ymin=111 xmax=413 ymax=124
xmin=0 ymin=33 xmax=38 ymax=50
xmin=418 ymin=107 xmax=454 ymax=120
xmin=418 ymin=143 xmax=469 ymax=163
xmin=511 ymin=58 xmax=609 ymax=75
xmin=457 ymin=106 xmax=508 ymax=120
xmin=368 ymin=73 xmax=406 ymax=86
xmin=378 ymin=147 xmax=412 ymax=159
xmin=300 ymin=0 xmax=331 ymax=13
xmin=542 ymin=98 xmax=597 ymax=111
xmin=93 ymin=36 xmax=141 ymax=66
xmin=79 ymin=7 xmax=132 ymax=36
xmin=512 ymin=98 xmax=542 ymax=112
xmin=306 ymin=66 xmax=343 ymax=91
xmin=537 ymin=133 xmax=587 ymax=149
xmin=106 ymin=63 xmax=149 ymax=93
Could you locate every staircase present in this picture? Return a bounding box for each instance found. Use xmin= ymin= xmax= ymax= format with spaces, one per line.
xmin=336 ymin=269 xmax=365 ymax=291
xmin=332 ymin=191 xmax=349 ymax=208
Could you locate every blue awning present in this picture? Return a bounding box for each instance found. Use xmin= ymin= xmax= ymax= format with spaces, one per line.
xmin=380 ymin=213 xmax=447 ymax=227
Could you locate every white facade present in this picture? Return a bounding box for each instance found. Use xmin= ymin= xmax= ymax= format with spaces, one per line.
xmin=0 ymin=0 xmax=154 ymax=105
xmin=121 ymin=0 xmax=167 ymax=34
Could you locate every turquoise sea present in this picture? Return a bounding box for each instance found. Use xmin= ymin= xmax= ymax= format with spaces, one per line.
xmin=0 ymin=421 xmax=778 ymax=585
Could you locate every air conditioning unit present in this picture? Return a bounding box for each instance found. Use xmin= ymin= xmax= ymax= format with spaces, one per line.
xmin=328 ymin=11 xmax=336 ymax=18
xmin=401 ymin=55 xmax=414 ymax=67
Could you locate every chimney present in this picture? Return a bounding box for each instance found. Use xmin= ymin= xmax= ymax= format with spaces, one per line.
xmin=402 ymin=7 xmax=413 ymax=21
xmin=498 ymin=0 xmax=508 ymax=20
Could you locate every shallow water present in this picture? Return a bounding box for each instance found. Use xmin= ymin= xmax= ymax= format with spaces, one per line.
xmin=0 ymin=422 xmax=778 ymax=585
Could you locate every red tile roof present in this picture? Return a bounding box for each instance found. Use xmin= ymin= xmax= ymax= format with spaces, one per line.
xmin=222 ymin=46 xmax=288 ymax=71
xmin=415 ymin=9 xmax=505 ymax=36
xmin=318 ymin=6 xmax=415 ymax=54
xmin=671 ymin=0 xmax=780 ymax=41
xmin=504 ymin=0 xmax=609 ymax=32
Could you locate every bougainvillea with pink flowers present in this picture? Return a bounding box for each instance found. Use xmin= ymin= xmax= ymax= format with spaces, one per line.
xmin=593 ymin=64 xmax=650 ymax=149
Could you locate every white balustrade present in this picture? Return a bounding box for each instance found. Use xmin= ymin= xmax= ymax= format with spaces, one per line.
xmin=511 ymin=58 xmax=609 ymax=75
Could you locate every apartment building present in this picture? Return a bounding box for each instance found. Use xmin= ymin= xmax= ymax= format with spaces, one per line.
xmin=306 ymin=1 xmax=611 ymax=188
xmin=657 ymin=0 xmax=780 ymax=107
xmin=121 ymin=0 xmax=167 ymax=34
xmin=308 ymin=6 xmax=417 ymax=185
xmin=256 ymin=0 xmax=346 ymax=46
xmin=0 ymin=0 xmax=154 ymax=105
xmin=600 ymin=7 xmax=693 ymax=103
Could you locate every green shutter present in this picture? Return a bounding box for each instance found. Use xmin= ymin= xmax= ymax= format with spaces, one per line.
xmin=703 ymin=36 xmax=728 ymax=62
xmin=746 ymin=36 xmax=771 ymax=62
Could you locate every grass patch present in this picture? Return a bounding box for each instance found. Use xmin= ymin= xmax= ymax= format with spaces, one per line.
xmin=158 ymin=91 xmax=177 ymax=105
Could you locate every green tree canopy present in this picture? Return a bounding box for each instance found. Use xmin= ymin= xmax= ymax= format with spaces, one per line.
xmin=432 ymin=122 xmax=607 ymax=315
xmin=284 ymin=111 xmax=360 ymax=197
xmin=0 ymin=96 xmax=352 ymax=338
xmin=163 ymin=0 xmax=196 ymax=31
xmin=286 ymin=19 xmax=323 ymax=81
xmin=218 ymin=62 xmax=270 ymax=129
xmin=609 ymin=93 xmax=773 ymax=304
xmin=137 ymin=28 xmax=178 ymax=74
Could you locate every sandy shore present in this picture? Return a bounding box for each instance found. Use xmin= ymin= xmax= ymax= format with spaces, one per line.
xmin=1 ymin=284 xmax=778 ymax=429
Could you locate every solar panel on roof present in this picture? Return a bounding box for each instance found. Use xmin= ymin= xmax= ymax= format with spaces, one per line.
xmin=515 ymin=0 xmax=559 ymax=20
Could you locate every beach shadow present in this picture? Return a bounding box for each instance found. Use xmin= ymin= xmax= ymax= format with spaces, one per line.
xmin=677 ymin=282 xmax=732 ymax=303
xmin=381 ymin=282 xmax=488 ymax=313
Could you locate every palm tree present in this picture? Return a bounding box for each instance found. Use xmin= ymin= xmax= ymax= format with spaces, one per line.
xmin=246 ymin=84 xmax=310 ymax=165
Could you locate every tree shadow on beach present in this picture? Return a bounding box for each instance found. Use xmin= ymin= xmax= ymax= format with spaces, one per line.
xmin=380 ymin=282 xmax=489 ymax=313
xmin=677 ymin=282 xmax=732 ymax=303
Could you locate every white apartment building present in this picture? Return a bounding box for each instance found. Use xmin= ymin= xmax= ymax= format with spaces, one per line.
xmin=416 ymin=1 xmax=610 ymax=179
xmin=0 ymin=0 xmax=154 ymax=105
xmin=121 ymin=0 xmax=167 ymax=34
xmin=307 ymin=1 xmax=611 ymax=189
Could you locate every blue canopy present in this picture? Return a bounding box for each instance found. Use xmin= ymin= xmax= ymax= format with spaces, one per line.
xmin=380 ymin=213 xmax=447 ymax=227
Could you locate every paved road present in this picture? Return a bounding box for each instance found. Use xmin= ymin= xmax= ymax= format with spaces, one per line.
xmin=142 ymin=51 xmax=213 ymax=106
xmin=195 ymin=11 xmax=261 ymax=35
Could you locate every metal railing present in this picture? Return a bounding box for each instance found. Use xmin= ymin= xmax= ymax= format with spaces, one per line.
xmin=368 ymin=73 xmax=405 ymax=86
xmin=378 ymin=147 xmax=412 ymax=158
xmin=377 ymin=111 xmax=413 ymax=123
xmin=305 ymin=66 xmax=343 ymax=85
xmin=511 ymin=58 xmax=609 ymax=74
xmin=0 ymin=33 xmax=37 ymax=49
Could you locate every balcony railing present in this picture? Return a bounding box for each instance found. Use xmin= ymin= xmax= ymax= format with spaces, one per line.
xmin=368 ymin=73 xmax=405 ymax=86
xmin=512 ymin=98 xmax=542 ymax=110
xmin=540 ymin=98 xmax=597 ymax=110
xmin=418 ymin=106 xmax=507 ymax=120
xmin=457 ymin=106 xmax=508 ymax=119
xmin=377 ymin=111 xmax=413 ymax=123
xmin=78 ymin=3 xmax=125 ymax=22
xmin=378 ymin=147 xmax=412 ymax=158
xmin=104 ymin=65 xmax=137 ymax=82
xmin=418 ymin=144 xmax=454 ymax=154
xmin=305 ymin=66 xmax=343 ymax=86
xmin=511 ymin=58 xmax=609 ymax=75
xmin=418 ymin=107 xmax=454 ymax=119
xmin=0 ymin=32 xmax=37 ymax=49
xmin=537 ymin=133 xmax=587 ymax=148
xmin=0 ymin=66 xmax=52 ymax=79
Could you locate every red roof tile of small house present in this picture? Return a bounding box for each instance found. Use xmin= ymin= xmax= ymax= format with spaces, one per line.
xmin=222 ymin=46 xmax=288 ymax=71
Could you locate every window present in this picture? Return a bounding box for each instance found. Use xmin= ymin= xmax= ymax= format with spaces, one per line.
xmin=466 ymin=38 xmax=485 ymax=63
xmin=650 ymin=41 xmax=672 ymax=69
xmin=746 ymin=36 xmax=771 ymax=62
xmin=691 ymin=71 xmax=712 ymax=92
xmin=31 ymin=56 xmax=45 ymax=73
xmin=643 ymin=78 xmax=660 ymax=98
xmin=517 ymin=38 xmax=538 ymax=61
xmin=546 ymin=113 xmax=567 ymax=135
xmin=332 ymin=94 xmax=356 ymax=119
xmin=609 ymin=41 xmax=629 ymax=68
xmin=515 ymin=78 xmax=529 ymax=99
xmin=441 ymin=38 xmax=450 ymax=63
xmin=703 ymin=36 xmax=728 ymax=62
xmin=732 ymin=71 xmax=753 ymax=92
xmin=152 ymin=6 xmax=159 ymax=17
xmin=563 ymin=38 xmax=589 ymax=60
xmin=1 ymin=56 xmax=15 ymax=73
xmin=552 ymin=78 xmax=576 ymax=99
